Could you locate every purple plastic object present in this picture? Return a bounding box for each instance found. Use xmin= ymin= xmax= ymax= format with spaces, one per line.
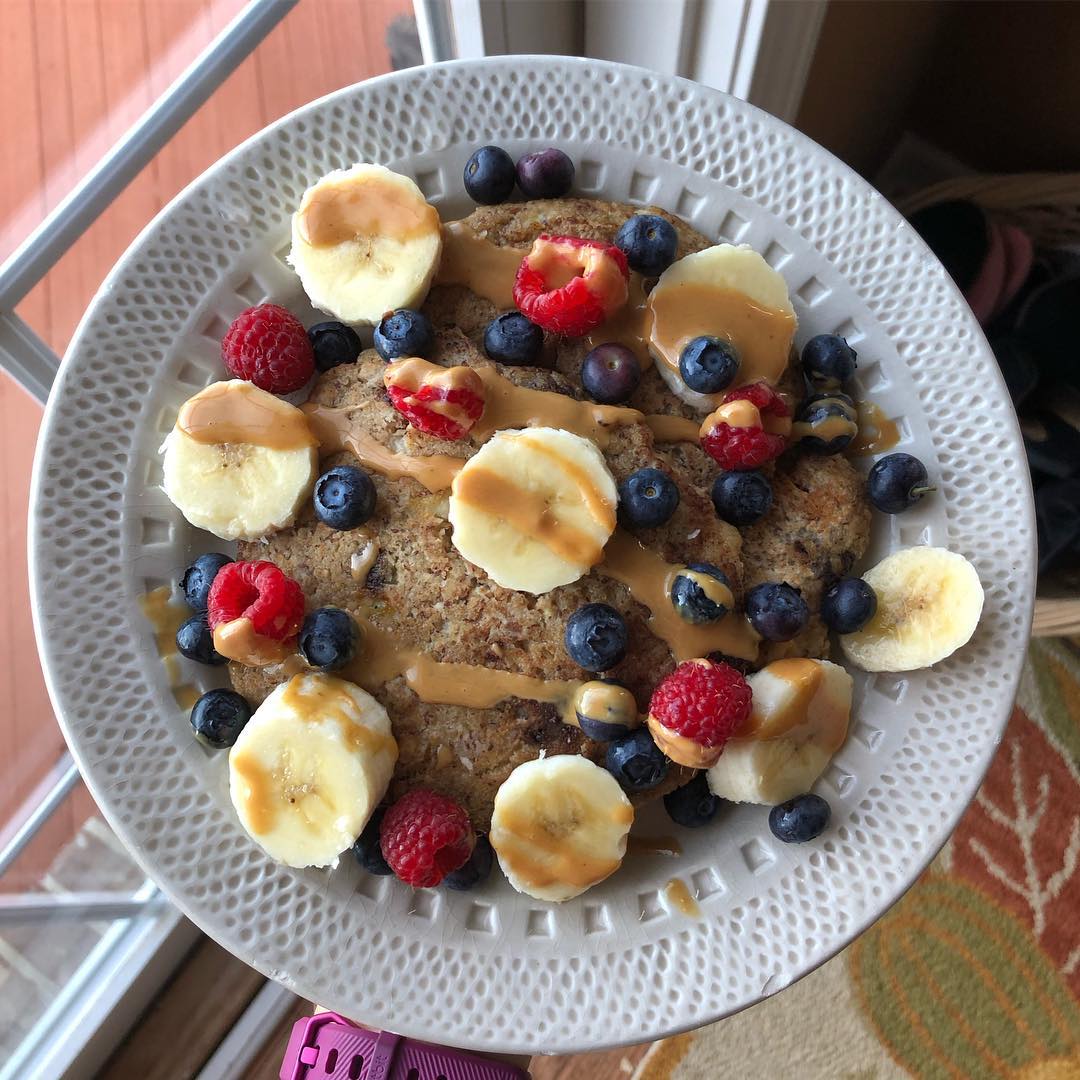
xmin=279 ymin=1013 xmax=529 ymax=1080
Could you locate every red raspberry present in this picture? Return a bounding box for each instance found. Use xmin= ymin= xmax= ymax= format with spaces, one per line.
xmin=648 ymin=659 xmax=752 ymax=748
xmin=701 ymin=422 xmax=787 ymax=471
xmin=379 ymin=789 xmax=475 ymax=888
xmin=384 ymin=361 xmax=485 ymax=441
xmin=724 ymin=381 xmax=790 ymax=418
xmin=221 ymin=304 xmax=314 ymax=394
xmin=513 ymin=235 xmax=629 ymax=336
xmin=206 ymin=560 xmax=305 ymax=641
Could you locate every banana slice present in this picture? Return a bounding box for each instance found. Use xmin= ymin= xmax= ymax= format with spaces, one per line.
xmin=289 ymin=163 xmax=442 ymax=325
xmin=162 ymin=380 xmax=317 ymax=541
xmin=448 ymin=427 xmax=617 ymax=594
xmin=490 ymin=755 xmax=633 ymax=902
xmin=228 ymin=673 xmax=397 ymax=868
xmin=840 ymin=547 xmax=984 ymax=672
xmin=707 ymin=659 xmax=852 ymax=805
xmin=647 ymin=244 xmax=797 ymax=411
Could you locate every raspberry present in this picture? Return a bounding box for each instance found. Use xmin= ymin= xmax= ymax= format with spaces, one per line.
xmin=206 ymin=560 xmax=305 ymax=641
xmin=379 ymin=789 xmax=475 ymax=887
xmin=513 ymin=235 xmax=629 ymax=337
xmin=384 ymin=361 xmax=485 ymax=441
xmin=701 ymin=423 xmax=787 ymax=471
xmin=724 ymin=381 xmax=790 ymax=418
xmin=648 ymin=659 xmax=752 ymax=748
xmin=221 ymin=304 xmax=314 ymax=394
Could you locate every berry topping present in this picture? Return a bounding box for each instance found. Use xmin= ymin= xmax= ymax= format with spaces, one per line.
xmin=647 ymin=659 xmax=752 ymax=759
xmin=442 ymin=833 xmax=494 ymax=891
xmin=180 ymin=552 xmax=233 ymax=611
xmin=206 ymin=560 xmax=305 ymax=641
xmin=867 ymin=452 xmax=935 ymax=514
xmin=384 ymin=360 xmax=486 ymax=440
xmin=711 ymin=470 xmax=773 ymax=526
xmin=565 ymin=603 xmax=628 ymax=672
xmin=699 ymin=392 xmax=787 ymax=471
xmin=513 ymin=235 xmax=629 ymax=337
xmin=352 ymin=806 xmax=393 ymax=875
xmin=605 ymin=728 xmax=669 ymax=793
xmin=379 ymin=789 xmax=475 ymax=888
xmin=669 ymin=563 xmax=732 ymax=625
xmin=821 ymin=576 xmax=878 ymax=634
xmin=308 ymin=320 xmax=362 ymax=372
xmin=581 ymin=343 xmax=641 ymax=404
xmin=618 ymin=467 xmax=680 ymax=529
xmin=614 ymin=213 xmax=678 ymax=277
xmin=483 ymin=311 xmax=544 ymax=366
xmin=190 ymin=689 xmax=252 ymax=749
xmin=313 ymin=465 xmax=377 ymax=530
xmin=769 ymin=793 xmax=831 ymax=843
xmin=574 ymin=680 xmax=639 ymax=742
xmin=221 ymin=303 xmax=314 ymax=394
xmin=464 ymin=145 xmax=517 ymax=204
xmin=794 ymin=392 xmax=858 ymax=454
xmin=299 ymin=607 xmax=361 ymax=671
xmin=723 ymin=381 xmax=791 ymax=420
xmin=664 ymin=773 xmax=721 ymax=829
xmin=175 ymin=615 xmax=227 ymax=666
xmin=745 ymin=582 xmax=810 ymax=642
xmin=801 ymin=334 xmax=857 ymax=389
xmin=679 ymin=336 xmax=739 ymax=394
xmin=515 ymin=148 xmax=574 ymax=199
xmin=374 ymin=308 xmax=434 ymax=361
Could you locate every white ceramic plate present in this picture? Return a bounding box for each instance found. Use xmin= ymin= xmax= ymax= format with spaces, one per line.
xmin=30 ymin=58 xmax=1035 ymax=1054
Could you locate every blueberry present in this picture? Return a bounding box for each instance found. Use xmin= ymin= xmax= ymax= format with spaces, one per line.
xmin=483 ymin=312 xmax=544 ymax=366
xmin=307 ymin=320 xmax=362 ymax=372
xmin=175 ymin=615 xmax=227 ymax=666
xmin=564 ymin=603 xmax=628 ymax=672
xmin=711 ymin=470 xmax=773 ymax=526
xmin=801 ymin=334 xmax=857 ymax=389
xmin=670 ymin=563 xmax=731 ymax=624
xmin=581 ymin=343 xmax=641 ymax=404
xmin=299 ymin=607 xmax=360 ymax=671
xmin=664 ymin=773 xmax=721 ymax=828
xmin=821 ymin=577 xmax=877 ymax=634
xmin=769 ymin=793 xmax=831 ymax=843
xmin=515 ymin=148 xmax=574 ymax=199
xmin=180 ymin=553 xmax=233 ymax=612
xmin=867 ymin=452 xmax=935 ymax=514
xmin=313 ymin=465 xmax=376 ymax=530
xmin=442 ymin=834 xmax=494 ymax=891
xmin=618 ymin=467 xmax=680 ymax=529
xmin=605 ymin=729 xmax=669 ymax=793
xmin=353 ymin=806 xmax=393 ymax=875
xmin=463 ymin=145 xmax=516 ymax=204
xmin=574 ymin=680 xmax=638 ymax=742
xmin=745 ymin=582 xmax=810 ymax=642
xmin=794 ymin=392 xmax=858 ymax=454
xmin=190 ymin=689 xmax=251 ymax=749
xmin=613 ymin=213 xmax=678 ymax=277
xmin=373 ymin=309 xmax=434 ymax=361
xmin=678 ymin=336 xmax=739 ymax=394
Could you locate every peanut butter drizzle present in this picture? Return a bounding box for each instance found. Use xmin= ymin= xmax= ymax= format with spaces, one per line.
xmin=434 ymin=221 xmax=527 ymax=310
xmin=279 ymin=673 xmax=397 ymax=758
xmin=350 ymin=539 xmax=380 ymax=583
xmin=512 ymin=433 xmax=616 ymax=531
xmin=710 ymin=398 xmax=760 ymax=430
xmin=598 ymin=531 xmax=759 ymax=662
xmin=173 ymin=685 xmax=202 ymax=710
xmin=664 ymin=878 xmax=701 ymax=917
xmin=649 ymin=718 xmax=724 ymax=768
xmin=230 ymin=754 xmax=277 ymax=835
xmin=849 ymin=400 xmax=901 ymax=456
xmin=739 ymin=659 xmax=823 ymax=740
xmin=793 ymin=413 xmax=858 ymax=443
xmin=139 ymin=586 xmax=189 ymax=657
xmin=644 ymin=414 xmax=701 ymax=444
xmin=573 ymin=681 xmax=641 ymax=731
xmin=213 ymin=617 xmax=292 ymax=667
xmin=585 ymin=273 xmax=653 ymax=366
xmin=178 ymin=381 xmax=317 ymax=450
xmin=298 ymin=174 xmax=439 ymax=248
xmin=626 ymin=834 xmax=683 ymax=857
xmin=435 ymin=744 xmax=455 ymax=769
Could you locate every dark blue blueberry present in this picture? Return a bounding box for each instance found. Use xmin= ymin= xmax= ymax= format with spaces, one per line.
xmin=794 ymin=392 xmax=858 ymax=454
xmin=574 ymin=680 xmax=638 ymax=742
xmin=867 ymin=453 xmax=935 ymax=514
xmin=353 ymin=806 xmax=393 ymax=875
xmin=821 ymin=577 xmax=878 ymax=634
xmin=669 ymin=562 xmax=731 ymax=625
xmin=664 ymin=773 xmax=721 ymax=828
xmin=678 ymin=336 xmax=739 ymax=394
xmin=745 ymin=582 xmax=810 ymax=642
xmin=801 ymin=334 xmax=858 ymax=389
xmin=442 ymin=834 xmax=494 ymax=891
xmin=190 ymin=689 xmax=251 ymax=749
xmin=769 ymin=793 xmax=831 ymax=843
xmin=180 ymin=553 xmax=233 ymax=612
xmin=313 ymin=465 xmax=376 ymax=530
xmin=711 ymin=470 xmax=773 ymax=526
xmin=373 ymin=309 xmax=434 ymax=361
xmin=175 ymin=615 xmax=227 ymax=666
xmin=515 ymin=148 xmax=574 ymax=199
xmin=618 ymin=467 xmax=680 ymax=529
xmin=483 ymin=312 xmax=544 ymax=366
xmin=463 ymin=145 xmax=517 ymax=204
xmin=605 ymin=728 xmax=669 ymax=793
xmin=564 ymin=603 xmax=628 ymax=672
xmin=613 ymin=213 xmax=678 ymax=277
xmin=307 ymin=320 xmax=362 ymax=372
xmin=581 ymin=343 xmax=641 ymax=404
xmin=299 ymin=607 xmax=360 ymax=671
